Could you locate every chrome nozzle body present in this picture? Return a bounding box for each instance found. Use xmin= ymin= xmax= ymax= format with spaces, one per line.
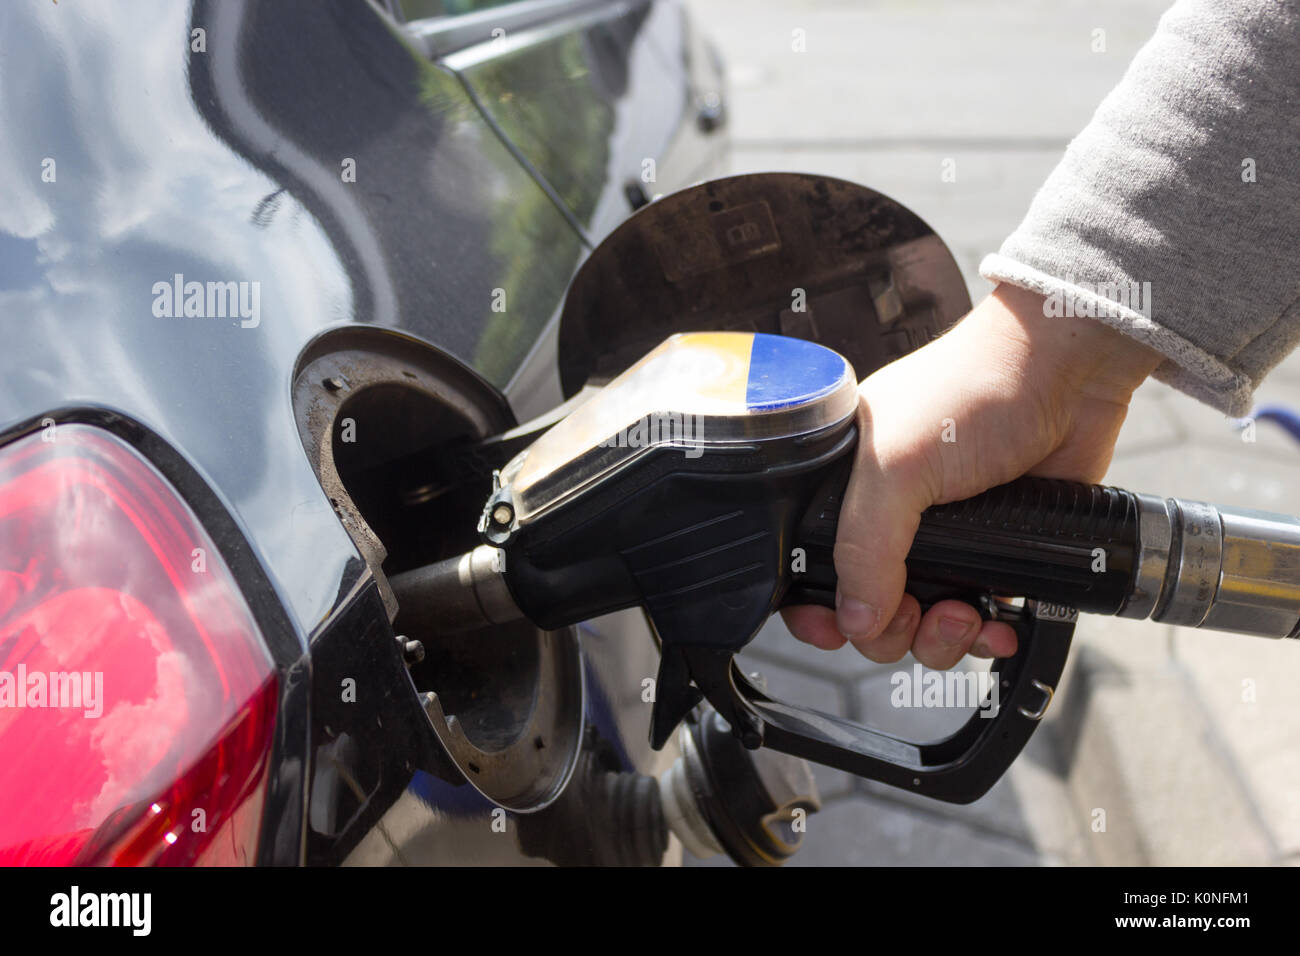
xmin=1119 ymin=495 xmax=1300 ymax=638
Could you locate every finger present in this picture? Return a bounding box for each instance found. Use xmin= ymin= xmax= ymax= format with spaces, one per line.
xmin=831 ymin=405 xmax=931 ymax=644
xmin=779 ymin=605 xmax=847 ymax=650
xmin=911 ymin=599 xmax=987 ymax=670
xmin=847 ymin=592 xmax=920 ymax=663
xmin=968 ymin=619 xmax=1019 ymax=659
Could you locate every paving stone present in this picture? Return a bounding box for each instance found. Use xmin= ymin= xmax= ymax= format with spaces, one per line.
xmin=1156 ymin=378 xmax=1300 ymax=466
xmin=785 ymin=795 xmax=1043 ymax=867
xmin=1053 ymin=655 xmax=1274 ymax=866
xmin=1067 ymin=613 xmax=1177 ymax=677
xmin=858 ymin=723 xmax=1092 ymax=864
xmin=1171 ymin=629 xmax=1300 ymax=857
xmin=1102 ymin=441 xmax=1300 ymax=517
xmin=686 ymin=791 xmax=1043 ymax=867
xmin=1002 ymin=726 xmax=1094 ymax=865
xmin=689 ymin=0 xmax=1169 ymax=143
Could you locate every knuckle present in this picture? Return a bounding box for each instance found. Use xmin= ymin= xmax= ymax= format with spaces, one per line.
xmin=852 ymin=635 xmax=907 ymax=664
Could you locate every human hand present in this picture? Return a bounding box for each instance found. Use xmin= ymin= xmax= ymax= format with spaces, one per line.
xmin=781 ymin=283 xmax=1162 ymax=667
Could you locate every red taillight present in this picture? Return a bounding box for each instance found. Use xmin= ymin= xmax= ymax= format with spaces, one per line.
xmin=0 ymin=424 xmax=278 ymax=865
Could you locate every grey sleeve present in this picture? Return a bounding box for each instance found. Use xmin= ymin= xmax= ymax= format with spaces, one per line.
xmin=979 ymin=0 xmax=1300 ymax=416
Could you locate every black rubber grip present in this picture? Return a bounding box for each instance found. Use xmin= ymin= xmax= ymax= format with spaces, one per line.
xmin=786 ymin=465 xmax=1141 ymax=615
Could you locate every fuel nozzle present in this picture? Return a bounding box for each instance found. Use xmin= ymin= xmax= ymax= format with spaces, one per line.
xmin=395 ymin=479 xmax=1300 ymax=644
xmin=391 ymin=330 xmax=1300 ymax=806
xmin=390 ymin=542 xmax=522 ymax=634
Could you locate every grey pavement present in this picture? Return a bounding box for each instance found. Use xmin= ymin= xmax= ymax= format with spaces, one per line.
xmin=681 ymin=0 xmax=1299 ymax=866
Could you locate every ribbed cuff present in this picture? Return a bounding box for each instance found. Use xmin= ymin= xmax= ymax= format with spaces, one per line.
xmin=979 ymin=253 xmax=1255 ymax=416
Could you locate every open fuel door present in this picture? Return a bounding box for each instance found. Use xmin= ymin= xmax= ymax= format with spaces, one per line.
xmin=554 ymin=171 xmax=971 ymax=394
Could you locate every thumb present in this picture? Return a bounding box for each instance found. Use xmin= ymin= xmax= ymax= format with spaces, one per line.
xmin=832 ymin=399 xmax=936 ymax=645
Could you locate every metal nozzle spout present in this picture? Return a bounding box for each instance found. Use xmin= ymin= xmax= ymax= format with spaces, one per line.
xmin=1119 ymin=496 xmax=1300 ymax=638
xmin=389 ymin=544 xmax=524 ymax=634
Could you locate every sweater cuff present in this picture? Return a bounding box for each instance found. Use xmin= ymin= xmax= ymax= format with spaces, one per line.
xmin=979 ymin=253 xmax=1256 ymax=417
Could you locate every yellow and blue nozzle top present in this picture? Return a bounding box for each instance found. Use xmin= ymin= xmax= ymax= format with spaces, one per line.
xmin=499 ymin=332 xmax=859 ymax=525
xmin=644 ymin=331 xmax=855 ymax=412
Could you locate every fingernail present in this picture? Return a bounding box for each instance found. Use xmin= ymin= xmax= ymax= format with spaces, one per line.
xmin=970 ymin=638 xmax=993 ymax=658
xmin=836 ymin=595 xmax=879 ymax=638
xmin=938 ymin=616 xmax=973 ymax=647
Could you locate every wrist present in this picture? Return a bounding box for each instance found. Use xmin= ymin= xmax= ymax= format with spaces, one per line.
xmin=974 ymin=283 xmax=1162 ymax=403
